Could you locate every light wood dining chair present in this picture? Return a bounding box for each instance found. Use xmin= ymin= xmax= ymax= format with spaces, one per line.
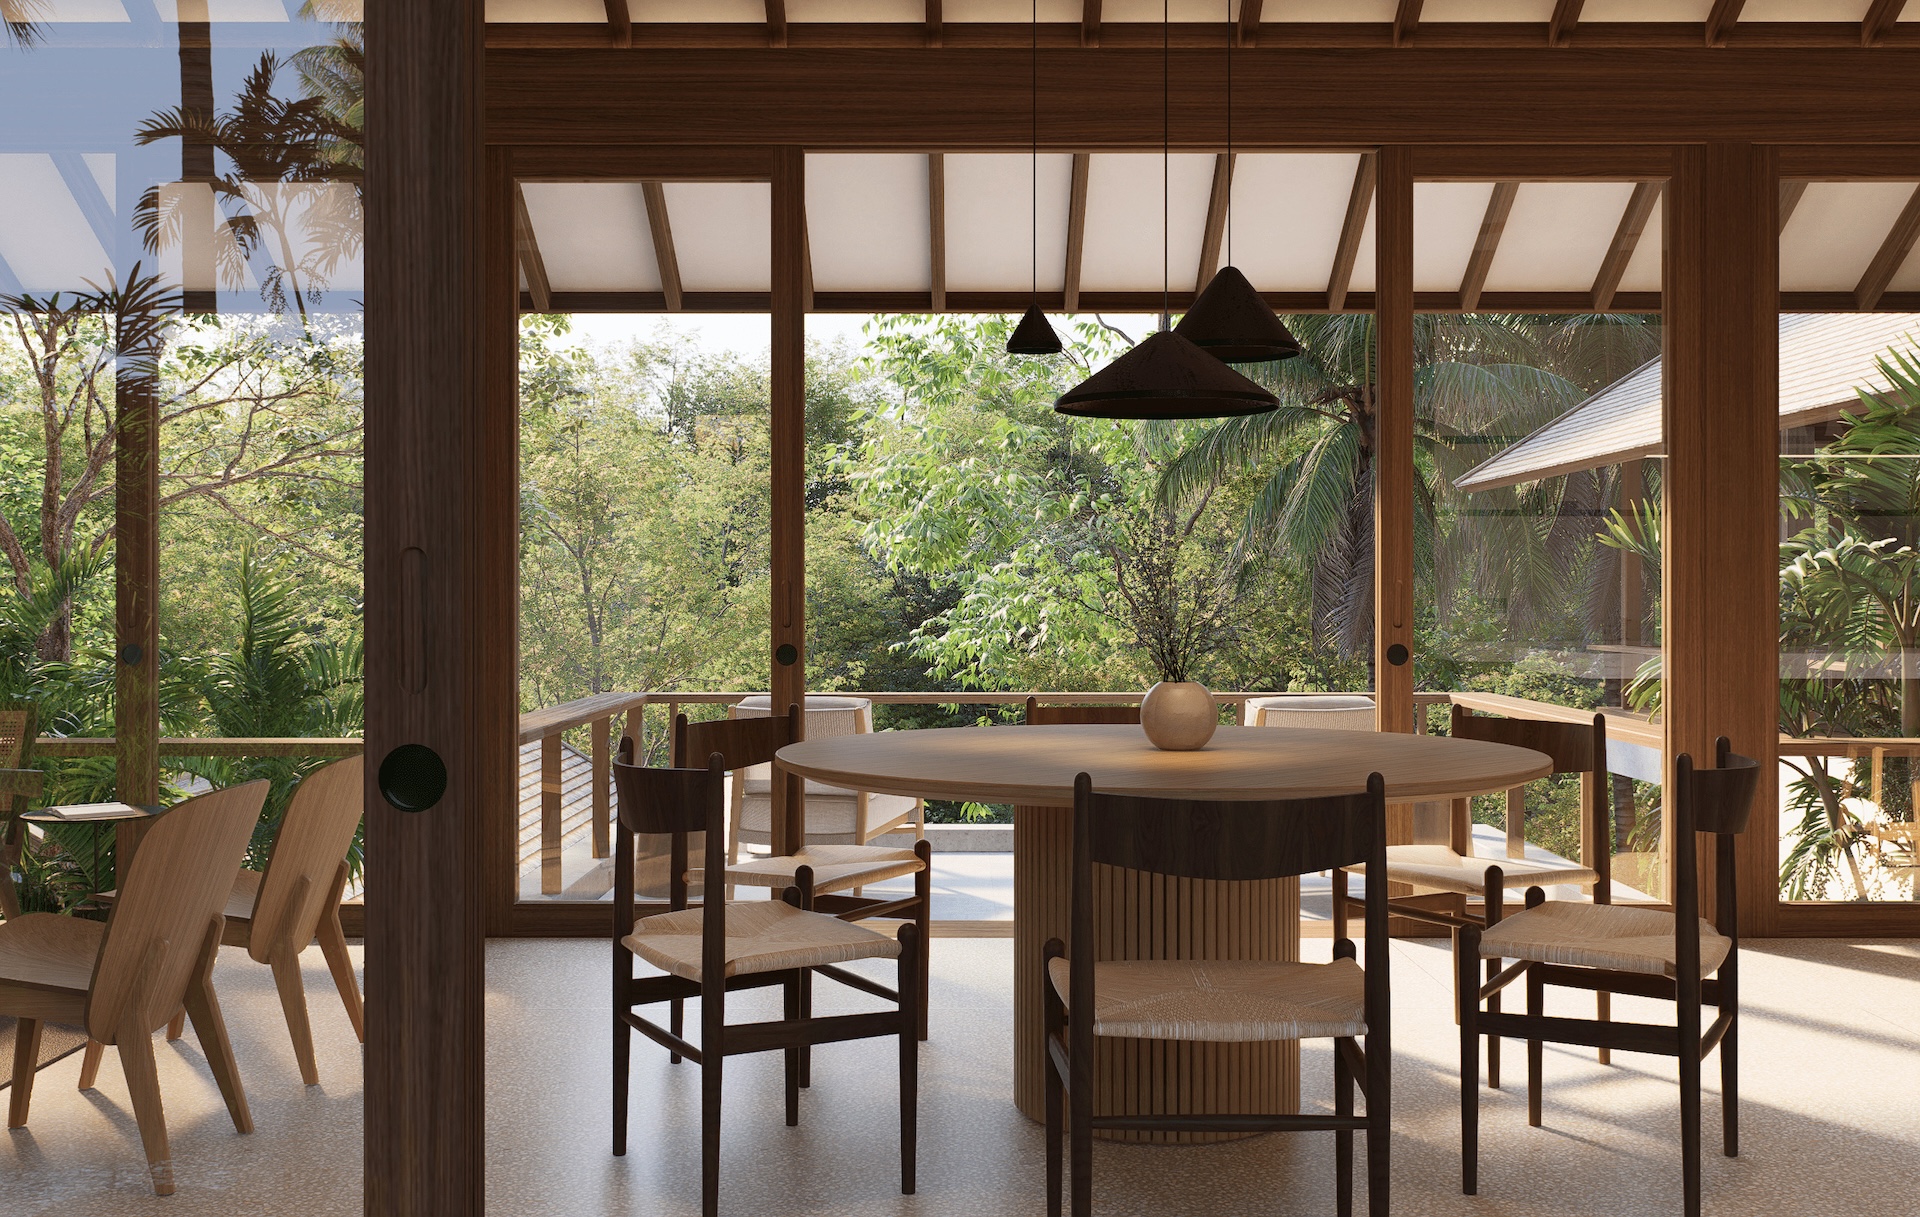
xmin=1458 ymin=738 xmax=1759 ymax=1217
xmin=0 ymin=702 xmax=46 ymax=921
xmin=0 ymin=779 xmax=268 ymax=1195
xmin=611 ymin=743 xmax=920 ymax=1217
xmin=1045 ymin=772 xmax=1392 ymax=1217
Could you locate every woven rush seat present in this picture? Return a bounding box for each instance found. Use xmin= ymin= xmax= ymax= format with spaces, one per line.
xmin=1478 ymin=901 xmax=1731 ymax=978
xmin=1354 ymin=844 xmax=1598 ymax=897
xmin=624 ymin=899 xmax=901 ymax=983
xmin=1046 ymin=957 xmax=1367 ymax=1043
xmin=725 ymin=843 xmax=925 ymax=896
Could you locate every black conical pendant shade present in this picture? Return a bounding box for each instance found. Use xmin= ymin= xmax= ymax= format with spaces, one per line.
xmin=1055 ymin=329 xmax=1278 ymax=420
xmin=1006 ymin=303 xmax=1063 ymax=355
xmin=1174 ymin=265 xmax=1303 ymax=364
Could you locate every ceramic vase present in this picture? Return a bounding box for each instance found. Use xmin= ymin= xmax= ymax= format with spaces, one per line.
xmin=1140 ymin=681 xmax=1218 ymax=751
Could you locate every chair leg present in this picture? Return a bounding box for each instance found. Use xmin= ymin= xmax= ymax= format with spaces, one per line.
xmin=915 ymin=839 xmax=932 ymax=1041
xmin=268 ymin=947 xmax=321 ymax=1086
xmin=1597 ymin=990 xmax=1611 ymax=1065
xmin=117 ymin=1026 xmax=175 ymax=1196
xmin=77 ymin=1039 xmax=104 ymax=1090
xmin=701 ymin=1024 xmax=723 ymax=1217
xmin=1484 ymin=871 xmax=1505 ymax=1090
xmin=1334 ymin=1035 xmax=1354 ymax=1217
xmin=1681 ymin=1025 xmax=1703 ymax=1217
xmin=1365 ymin=1030 xmax=1390 ymax=1217
xmin=783 ymin=972 xmax=801 ymax=1128
xmin=1044 ymin=938 xmax=1065 ymax=1217
xmin=1332 ymin=867 xmax=1349 ymax=942
xmin=317 ymin=902 xmax=365 ymax=1043
xmin=670 ymin=998 xmax=684 ymax=1065
xmin=1458 ymin=925 xmax=1481 ymax=1196
xmin=897 ymin=924 xmax=919 ymax=1196
xmin=165 ymin=1009 xmax=186 ymax=1042
xmin=8 ymin=1015 xmax=40 ymax=1128
xmin=1721 ymin=1010 xmax=1739 ymax=1158
xmin=186 ymin=939 xmax=253 ymax=1135
xmin=1485 ymin=958 xmax=1502 ymax=1090
xmin=1526 ymin=963 xmax=1544 ymax=1127
xmin=1070 ymin=1053 xmax=1093 ymax=1217
xmin=612 ymin=1008 xmax=630 ymax=1156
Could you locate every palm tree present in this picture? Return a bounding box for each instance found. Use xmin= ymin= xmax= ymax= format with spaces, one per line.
xmin=1155 ymin=312 xmax=1658 ymax=663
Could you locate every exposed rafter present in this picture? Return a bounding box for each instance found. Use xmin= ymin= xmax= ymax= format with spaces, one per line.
xmin=1863 ymin=0 xmax=1903 ymax=48
xmin=640 ymin=180 xmax=683 ymax=312
xmin=1195 ymin=153 xmax=1234 ymax=296
xmin=801 ymin=210 xmax=816 ymax=313
xmin=1855 ymin=184 xmax=1920 ymax=311
xmin=1458 ymin=181 xmax=1518 ymax=311
xmin=602 ymin=0 xmax=629 ymax=48
xmin=928 ymin=153 xmax=947 ymax=311
xmin=1393 ymin=0 xmax=1422 ymax=47
xmin=766 ymin=0 xmax=787 ymax=49
xmin=1082 ymin=1 xmax=1100 ymax=49
xmin=1064 ymin=152 xmax=1090 ymax=313
xmin=1237 ymin=0 xmax=1263 ymax=49
xmin=925 ymin=0 xmax=942 ymax=48
xmin=1778 ymin=179 xmax=1808 ymax=234
xmin=1327 ymin=152 xmax=1376 ymax=312
xmin=1548 ymin=0 xmax=1583 ymax=48
xmin=1705 ymin=0 xmax=1745 ymax=47
xmin=1590 ymin=180 xmax=1661 ymax=311
xmin=512 ymin=185 xmax=552 ymax=314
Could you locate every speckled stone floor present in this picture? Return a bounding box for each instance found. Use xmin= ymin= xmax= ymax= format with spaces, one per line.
xmin=3 ymin=934 xmax=1917 ymax=1216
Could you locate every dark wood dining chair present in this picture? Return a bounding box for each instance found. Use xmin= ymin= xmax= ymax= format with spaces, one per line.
xmin=611 ymin=742 xmax=920 ymax=1217
xmin=1045 ymin=772 xmax=1392 ymax=1217
xmin=1336 ymin=704 xmax=1611 ymax=1084
xmin=677 ymin=708 xmax=932 ymax=1043
xmin=0 ymin=780 xmax=268 ymax=1194
xmin=1459 ymin=738 xmax=1759 ymax=1217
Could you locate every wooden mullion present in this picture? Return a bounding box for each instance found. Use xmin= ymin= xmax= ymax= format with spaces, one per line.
xmin=928 ymin=152 xmax=946 ymax=311
xmin=640 ymin=180 xmax=683 ymax=312
xmin=1458 ymin=180 xmax=1517 ymax=311
xmin=1064 ymin=152 xmax=1090 ymax=313
xmin=1327 ymin=151 xmax=1375 ymax=311
xmin=1590 ymin=179 xmax=1660 ymax=310
xmin=1853 ymin=184 xmax=1920 ymax=311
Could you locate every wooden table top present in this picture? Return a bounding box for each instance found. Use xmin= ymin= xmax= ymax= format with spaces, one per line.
xmin=777 ymin=724 xmax=1552 ymax=807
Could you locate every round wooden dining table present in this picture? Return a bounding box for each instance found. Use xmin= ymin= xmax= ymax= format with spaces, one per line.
xmin=776 ymin=722 xmax=1551 ymax=1140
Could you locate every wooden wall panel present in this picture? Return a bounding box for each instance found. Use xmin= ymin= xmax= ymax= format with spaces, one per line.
xmin=1662 ymin=143 xmax=1779 ymax=938
xmin=364 ymin=0 xmax=500 ymax=1208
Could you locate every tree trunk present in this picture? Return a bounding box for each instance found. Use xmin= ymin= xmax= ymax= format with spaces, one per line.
xmin=1901 ymin=637 xmax=1918 ymax=738
xmin=35 ymin=599 xmax=71 ymax=663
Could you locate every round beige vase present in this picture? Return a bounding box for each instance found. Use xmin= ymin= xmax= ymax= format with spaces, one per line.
xmin=1139 ymin=681 xmax=1219 ymax=751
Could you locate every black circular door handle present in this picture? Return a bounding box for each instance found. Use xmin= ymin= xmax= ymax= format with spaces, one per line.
xmin=379 ymin=744 xmax=448 ymax=813
xmin=1386 ymin=643 xmax=1410 ymax=666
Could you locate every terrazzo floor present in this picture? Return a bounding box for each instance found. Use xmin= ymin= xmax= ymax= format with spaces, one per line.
xmin=3 ymin=934 xmax=1918 ymax=1216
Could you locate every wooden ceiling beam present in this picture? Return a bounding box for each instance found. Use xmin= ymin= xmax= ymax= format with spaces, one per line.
xmin=640 ymin=180 xmax=683 ymax=312
xmin=766 ymin=0 xmax=787 ymax=49
xmin=1589 ymin=179 xmax=1660 ymax=311
xmin=1548 ymin=0 xmax=1583 ymax=48
xmin=512 ymin=184 xmax=552 ymax=314
xmin=1238 ymin=0 xmax=1263 ymax=48
xmin=1082 ymin=1 xmax=1100 ymax=48
xmin=1063 ymin=153 xmax=1090 ymax=313
xmin=1458 ymin=180 xmax=1518 ymax=311
xmin=602 ymin=0 xmax=630 ymax=48
xmin=1195 ymin=152 xmax=1234 ymax=296
xmin=1327 ymin=152 xmax=1375 ymax=312
xmin=929 ymin=153 xmax=946 ymax=311
xmin=1778 ymin=179 xmax=1808 ymax=233
xmin=1705 ymin=0 xmax=1746 ymax=47
xmin=926 ymin=0 xmax=942 ymax=48
xmin=1855 ymin=184 xmax=1920 ymax=311
xmin=1393 ymin=0 xmax=1422 ymax=47
xmin=1863 ymin=0 xmax=1903 ymax=48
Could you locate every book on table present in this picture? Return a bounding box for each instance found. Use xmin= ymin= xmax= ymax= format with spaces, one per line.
xmin=37 ymin=801 xmax=151 ymax=821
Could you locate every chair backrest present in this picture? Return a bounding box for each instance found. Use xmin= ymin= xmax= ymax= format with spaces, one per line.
xmin=85 ymin=780 xmax=269 ymax=1042
xmin=1450 ymin=704 xmax=1605 ymax=776
xmin=733 ymin=693 xmax=871 ymax=739
xmin=250 ymin=755 xmax=363 ymax=964
xmin=0 ymin=706 xmax=29 ymax=769
xmin=614 ymin=739 xmax=725 ymax=911
xmin=1024 ymin=698 xmax=1141 ymax=726
xmin=1673 ymin=738 xmax=1761 ymax=956
xmin=1246 ymin=694 xmax=1376 ymax=731
xmin=677 ymin=705 xmax=798 ymax=771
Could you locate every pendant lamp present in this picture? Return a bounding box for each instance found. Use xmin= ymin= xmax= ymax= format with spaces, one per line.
xmin=1055 ymin=0 xmax=1276 ymax=420
xmin=1171 ymin=1 xmax=1303 ymax=366
xmin=1006 ymin=0 xmax=1062 ymax=356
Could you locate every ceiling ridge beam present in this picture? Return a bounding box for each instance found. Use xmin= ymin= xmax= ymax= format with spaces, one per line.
xmin=1327 ymin=152 xmax=1376 ymax=311
xmin=926 ymin=0 xmax=941 ymax=48
xmin=1082 ymin=1 xmax=1100 ymax=48
xmin=1458 ymin=180 xmax=1518 ymax=311
xmin=1589 ymin=180 xmax=1661 ymax=311
xmin=1778 ymin=179 xmax=1808 ymax=234
xmin=602 ymin=0 xmax=629 ymax=48
xmin=1238 ymin=0 xmax=1263 ymax=48
xmin=1393 ymin=0 xmax=1422 ymax=47
xmin=1855 ymin=183 xmax=1920 ymax=311
xmin=1549 ymin=0 xmax=1583 ymax=48
xmin=766 ymin=0 xmax=787 ymax=49
xmin=1195 ymin=152 xmax=1234 ymax=296
xmin=1863 ymin=0 xmax=1902 ymax=48
xmin=1065 ymin=152 xmax=1090 ymax=313
xmin=1705 ymin=0 xmax=1745 ymax=47
xmin=929 ymin=153 xmax=946 ymax=311
xmin=513 ymin=184 xmax=552 ymax=314
xmin=640 ymin=180 xmax=684 ymax=312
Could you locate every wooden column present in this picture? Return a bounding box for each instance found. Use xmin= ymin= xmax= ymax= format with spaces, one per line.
xmin=364 ymin=0 xmax=499 ymax=1210
xmin=113 ymin=340 xmax=159 ymax=820
xmin=770 ymin=147 xmax=807 ymax=854
xmin=1372 ymin=146 xmax=1415 ymax=743
xmin=1662 ymin=142 xmax=1779 ymax=935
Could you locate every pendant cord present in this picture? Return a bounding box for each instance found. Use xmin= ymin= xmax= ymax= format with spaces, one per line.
xmin=1225 ymin=0 xmax=1232 ymax=269
xmin=1163 ymin=0 xmax=1169 ymax=330
xmin=1031 ymin=0 xmax=1038 ymax=303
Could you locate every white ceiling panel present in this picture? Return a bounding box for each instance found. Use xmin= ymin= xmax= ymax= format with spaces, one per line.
xmin=629 ymin=0 xmax=763 ymax=18
xmin=1484 ymin=182 xmax=1637 ymax=292
xmin=944 ymin=153 xmax=1072 ymax=293
xmin=1781 ymin=182 xmax=1920 ymax=292
xmin=1222 ymin=152 xmax=1360 ymax=294
xmin=1103 ymin=0 xmax=1258 ymax=19
xmin=153 ymin=0 xmax=288 ymax=18
xmin=1740 ymin=0 xmax=1872 ymax=19
xmin=788 ymin=0 xmax=920 ymax=20
xmin=1422 ymin=1 xmax=1557 ymax=20
xmin=1348 ymin=199 xmax=1377 ymax=293
xmin=519 ymin=182 xmax=660 ymax=293
xmin=807 ymin=154 xmax=930 ymax=292
xmin=1261 ymin=0 xmax=1396 ymax=17
xmin=945 ymin=0 xmax=1090 ymax=19
xmin=1579 ymin=0 xmax=1714 ymax=17
xmin=663 ymin=183 xmax=771 ymax=292
xmin=0 ymin=155 xmax=111 ymax=293
xmin=486 ymin=0 xmax=603 ymax=21
xmin=1079 ymin=153 xmax=1215 ymax=293
xmin=0 ymin=0 xmax=128 ymax=19
xmin=1413 ymin=182 xmax=1496 ymax=293
xmin=1616 ymin=197 xmax=1663 ymax=293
